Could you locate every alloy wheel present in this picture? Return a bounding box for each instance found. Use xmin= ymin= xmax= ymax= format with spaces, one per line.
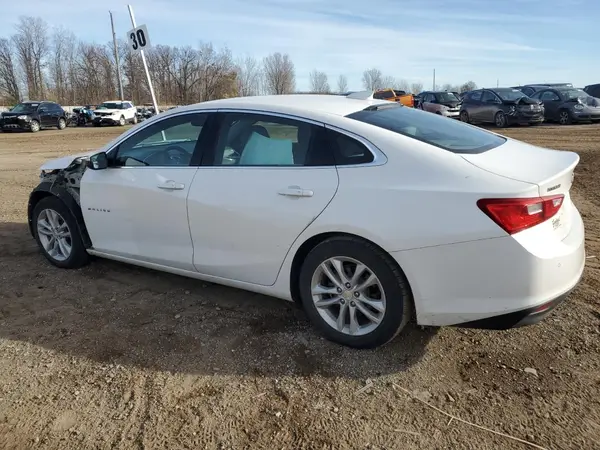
xmin=559 ymin=111 xmax=570 ymax=125
xmin=310 ymin=256 xmax=386 ymax=336
xmin=37 ymin=208 xmax=72 ymax=262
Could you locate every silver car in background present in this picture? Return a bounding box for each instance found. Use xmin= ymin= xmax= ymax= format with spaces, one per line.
xmin=417 ymin=91 xmax=462 ymax=119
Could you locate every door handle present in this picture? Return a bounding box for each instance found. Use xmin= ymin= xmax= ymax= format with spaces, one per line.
xmin=157 ymin=180 xmax=185 ymax=190
xmin=278 ymin=186 xmax=314 ymax=197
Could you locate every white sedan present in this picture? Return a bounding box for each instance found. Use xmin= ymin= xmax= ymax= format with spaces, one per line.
xmin=28 ymin=92 xmax=586 ymax=349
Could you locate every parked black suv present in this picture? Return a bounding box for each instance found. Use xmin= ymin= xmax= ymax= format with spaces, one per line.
xmin=459 ymin=88 xmax=544 ymax=127
xmin=0 ymin=101 xmax=68 ymax=132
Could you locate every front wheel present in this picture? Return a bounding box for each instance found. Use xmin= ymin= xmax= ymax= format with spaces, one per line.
xmin=298 ymin=236 xmax=412 ymax=349
xmin=460 ymin=110 xmax=470 ymax=123
xmin=559 ymin=110 xmax=572 ymax=125
xmin=30 ymin=120 xmax=40 ymax=132
xmin=33 ymin=196 xmax=89 ymax=269
xmin=57 ymin=118 xmax=66 ymax=130
xmin=118 ymin=115 xmax=125 ymax=126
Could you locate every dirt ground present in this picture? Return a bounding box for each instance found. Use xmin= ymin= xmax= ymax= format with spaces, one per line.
xmin=0 ymin=123 xmax=599 ymax=450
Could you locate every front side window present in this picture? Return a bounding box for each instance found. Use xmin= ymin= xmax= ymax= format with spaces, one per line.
xmin=112 ymin=113 xmax=207 ymax=167
xmin=468 ymin=91 xmax=482 ymax=102
xmin=436 ymin=92 xmax=460 ymax=102
xmin=481 ymin=91 xmax=497 ymax=103
xmin=209 ymin=113 xmax=325 ymax=166
xmin=346 ymin=104 xmax=506 ymax=154
xmin=541 ymin=91 xmax=560 ymax=101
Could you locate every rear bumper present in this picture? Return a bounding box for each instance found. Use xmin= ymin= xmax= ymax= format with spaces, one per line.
xmin=454 ymin=274 xmax=580 ymax=330
xmin=391 ymin=201 xmax=586 ymax=327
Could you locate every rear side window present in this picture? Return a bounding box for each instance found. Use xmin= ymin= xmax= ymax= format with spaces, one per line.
xmin=346 ymin=105 xmax=506 ymax=154
xmin=326 ymin=129 xmax=374 ymax=165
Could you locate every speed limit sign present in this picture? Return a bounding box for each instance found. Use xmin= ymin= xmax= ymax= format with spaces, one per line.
xmin=126 ymin=24 xmax=151 ymax=53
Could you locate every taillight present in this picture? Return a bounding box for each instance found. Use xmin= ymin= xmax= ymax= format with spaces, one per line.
xmin=477 ymin=195 xmax=564 ymax=235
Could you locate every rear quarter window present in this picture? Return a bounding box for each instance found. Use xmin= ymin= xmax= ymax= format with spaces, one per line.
xmin=346 ymin=105 xmax=506 ymax=154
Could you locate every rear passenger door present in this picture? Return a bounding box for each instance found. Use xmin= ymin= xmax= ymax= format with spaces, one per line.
xmin=186 ymin=111 xmax=339 ymax=286
xmin=463 ymin=90 xmax=484 ymax=122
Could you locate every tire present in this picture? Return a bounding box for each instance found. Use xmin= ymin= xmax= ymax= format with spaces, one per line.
xmin=118 ymin=115 xmax=125 ymax=126
xmin=298 ymin=236 xmax=413 ymax=349
xmin=494 ymin=111 xmax=507 ymax=128
xmin=132 ymin=115 xmax=138 ymax=125
xmin=460 ymin=110 xmax=470 ymax=123
xmin=559 ymin=110 xmax=572 ymax=125
xmin=57 ymin=118 xmax=66 ymax=130
xmin=30 ymin=120 xmax=40 ymax=133
xmin=32 ymin=196 xmax=90 ymax=269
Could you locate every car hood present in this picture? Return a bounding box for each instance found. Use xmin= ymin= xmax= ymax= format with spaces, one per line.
xmin=39 ymin=150 xmax=98 ymax=170
xmin=1 ymin=112 xmax=25 ymax=117
xmin=94 ymin=109 xmax=122 ymax=114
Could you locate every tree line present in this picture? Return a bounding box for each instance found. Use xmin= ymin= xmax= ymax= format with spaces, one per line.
xmin=0 ymin=15 xmax=478 ymax=106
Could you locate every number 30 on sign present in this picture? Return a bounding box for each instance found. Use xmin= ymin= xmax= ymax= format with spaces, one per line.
xmin=126 ymin=24 xmax=151 ymax=53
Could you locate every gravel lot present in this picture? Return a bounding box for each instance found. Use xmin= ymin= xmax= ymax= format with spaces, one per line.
xmin=0 ymin=124 xmax=599 ymax=450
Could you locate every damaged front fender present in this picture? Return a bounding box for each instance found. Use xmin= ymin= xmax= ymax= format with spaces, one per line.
xmin=28 ymin=159 xmax=92 ymax=249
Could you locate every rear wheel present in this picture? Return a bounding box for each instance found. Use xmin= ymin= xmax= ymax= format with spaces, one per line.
xmin=494 ymin=111 xmax=507 ymax=128
xmin=132 ymin=115 xmax=138 ymax=124
xmin=298 ymin=236 xmax=412 ymax=349
xmin=33 ymin=196 xmax=89 ymax=269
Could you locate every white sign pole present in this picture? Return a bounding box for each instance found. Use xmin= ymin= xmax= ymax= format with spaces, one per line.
xmin=127 ymin=4 xmax=159 ymax=115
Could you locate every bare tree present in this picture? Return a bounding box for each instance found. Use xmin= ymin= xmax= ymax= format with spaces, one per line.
xmin=337 ymin=74 xmax=348 ymax=93
xmin=235 ymin=55 xmax=261 ymax=96
xmin=263 ymin=52 xmax=295 ymax=94
xmin=410 ymin=82 xmax=423 ymax=94
xmin=460 ymin=80 xmax=477 ymax=93
xmin=309 ymin=69 xmax=330 ymax=93
xmin=0 ymin=38 xmax=21 ymax=103
xmin=13 ymin=16 xmax=49 ymax=99
xmin=362 ymin=68 xmax=383 ymax=91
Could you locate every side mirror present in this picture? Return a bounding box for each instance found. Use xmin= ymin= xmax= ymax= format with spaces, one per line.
xmin=88 ymin=152 xmax=108 ymax=170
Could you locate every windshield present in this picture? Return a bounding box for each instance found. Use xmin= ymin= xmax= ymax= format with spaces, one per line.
xmin=495 ymin=89 xmax=525 ymax=101
xmin=347 ymin=105 xmax=506 ymax=154
xmin=436 ymin=92 xmax=460 ymax=102
xmin=98 ymin=102 xmax=124 ymax=110
xmin=562 ymin=89 xmax=589 ymax=100
xmin=10 ymin=103 xmax=39 ymax=113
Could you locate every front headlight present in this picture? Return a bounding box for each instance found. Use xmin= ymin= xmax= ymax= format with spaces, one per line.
xmin=574 ymin=104 xmax=584 ymax=110
xmin=17 ymin=115 xmax=30 ymax=120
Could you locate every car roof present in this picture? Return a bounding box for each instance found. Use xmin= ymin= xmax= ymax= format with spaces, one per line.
xmin=185 ymin=94 xmax=391 ymax=118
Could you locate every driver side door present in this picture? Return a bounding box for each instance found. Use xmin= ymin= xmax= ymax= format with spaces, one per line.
xmin=80 ymin=111 xmax=214 ymax=270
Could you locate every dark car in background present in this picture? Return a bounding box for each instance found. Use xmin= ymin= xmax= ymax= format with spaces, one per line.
xmin=459 ymin=88 xmax=544 ymax=127
xmin=0 ymin=101 xmax=68 ymax=132
xmin=514 ymin=83 xmax=573 ymax=97
xmin=584 ymin=83 xmax=600 ymax=98
xmin=417 ymin=91 xmax=462 ymax=119
xmin=530 ymin=86 xmax=600 ymax=125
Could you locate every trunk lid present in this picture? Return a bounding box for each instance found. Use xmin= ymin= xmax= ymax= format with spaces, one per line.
xmin=462 ymin=138 xmax=579 ymax=239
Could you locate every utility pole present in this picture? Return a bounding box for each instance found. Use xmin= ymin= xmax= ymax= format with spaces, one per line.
xmin=110 ymin=11 xmax=124 ymax=101
xmin=433 ymin=69 xmax=436 ymax=90
xmin=497 ymin=78 xmax=499 ymax=88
